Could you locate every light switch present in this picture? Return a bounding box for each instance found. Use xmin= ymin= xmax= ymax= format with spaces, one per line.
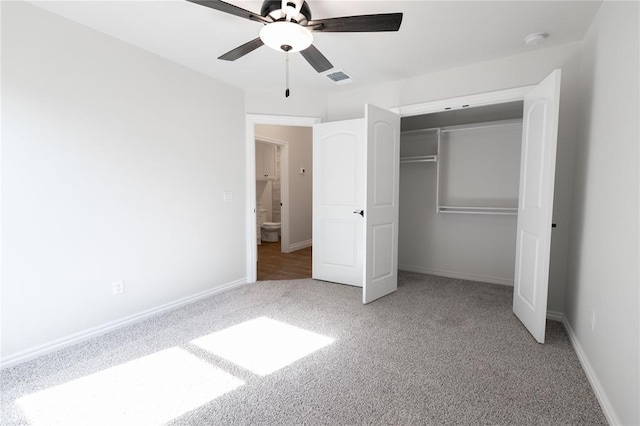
xmin=223 ymin=191 xmax=233 ymax=201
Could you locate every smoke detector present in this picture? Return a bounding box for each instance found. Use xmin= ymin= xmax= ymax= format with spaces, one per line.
xmin=524 ymin=32 xmax=549 ymax=46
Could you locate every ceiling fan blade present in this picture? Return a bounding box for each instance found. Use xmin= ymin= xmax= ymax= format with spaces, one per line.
xmin=187 ymin=0 xmax=270 ymax=24
xmin=308 ymin=13 xmax=403 ymax=32
xmin=218 ymin=38 xmax=264 ymax=61
xmin=300 ymin=44 xmax=333 ymax=73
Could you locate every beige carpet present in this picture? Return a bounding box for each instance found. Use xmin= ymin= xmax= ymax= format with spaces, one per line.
xmin=1 ymin=272 xmax=606 ymax=425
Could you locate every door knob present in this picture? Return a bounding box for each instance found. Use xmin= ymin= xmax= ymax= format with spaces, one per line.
xmin=353 ymin=210 xmax=364 ymax=217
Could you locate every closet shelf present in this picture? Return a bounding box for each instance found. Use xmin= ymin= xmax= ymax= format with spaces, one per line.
xmin=437 ymin=206 xmax=518 ymax=215
xmin=400 ymin=155 xmax=438 ymax=164
xmin=401 ymin=128 xmax=439 ymax=136
xmin=440 ymin=118 xmax=523 ymax=134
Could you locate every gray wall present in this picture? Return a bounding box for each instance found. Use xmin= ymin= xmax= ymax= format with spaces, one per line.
xmin=399 ymin=122 xmax=522 ymax=285
xmin=255 ymin=125 xmax=313 ymax=250
xmin=566 ymin=2 xmax=639 ymax=424
xmin=1 ymin=3 xmax=246 ymax=362
xmin=245 ymin=91 xmax=327 ymax=120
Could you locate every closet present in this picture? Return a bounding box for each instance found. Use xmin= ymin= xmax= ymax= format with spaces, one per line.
xmin=398 ymin=101 xmax=524 ymax=286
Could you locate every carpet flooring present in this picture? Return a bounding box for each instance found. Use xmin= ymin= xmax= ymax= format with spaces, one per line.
xmin=1 ymin=272 xmax=606 ymax=425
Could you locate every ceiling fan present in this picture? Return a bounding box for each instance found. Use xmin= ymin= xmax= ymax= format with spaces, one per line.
xmin=188 ymin=0 xmax=403 ymax=86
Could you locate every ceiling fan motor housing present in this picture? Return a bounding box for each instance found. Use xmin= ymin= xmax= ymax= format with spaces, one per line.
xmin=189 ymin=0 xmax=403 ymax=75
xmin=260 ymin=0 xmax=311 ymax=24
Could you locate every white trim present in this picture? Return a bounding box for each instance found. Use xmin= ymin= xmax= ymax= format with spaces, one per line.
xmin=546 ymin=310 xmax=563 ymax=322
xmin=246 ymin=117 xmax=258 ymax=282
xmin=560 ymin=314 xmax=621 ymax=425
xmin=245 ymin=114 xmax=321 ymax=283
xmin=288 ymin=239 xmax=312 ymax=252
xmin=398 ymin=264 xmax=514 ymax=286
xmin=390 ymin=85 xmax=536 ymax=117
xmin=0 ymin=278 xmax=247 ymax=369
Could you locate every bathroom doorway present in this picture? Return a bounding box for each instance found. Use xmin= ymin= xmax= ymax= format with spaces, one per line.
xmin=255 ymin=140 xmax=282 ymax=246
xmin=254 ymin=124 xmax=314 ymax=281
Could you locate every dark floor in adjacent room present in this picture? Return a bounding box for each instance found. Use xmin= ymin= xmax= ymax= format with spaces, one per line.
xmin=257 ymin=240 xmax=312 ymax=281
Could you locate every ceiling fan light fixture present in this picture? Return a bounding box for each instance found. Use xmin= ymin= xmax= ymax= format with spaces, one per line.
xmin=260 ymin=21 xmax=313 ymax=53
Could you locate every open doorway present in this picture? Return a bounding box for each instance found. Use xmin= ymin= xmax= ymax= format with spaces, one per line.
xmin=255 ymin=126 xmax=312 ymax=280
xmin=255 ymin=139 xmax=283 ymax=247
xmin=254 ymin=135 xmax=312 ymax=280
xmin=246 ymin=117 xmax=319 ymax=282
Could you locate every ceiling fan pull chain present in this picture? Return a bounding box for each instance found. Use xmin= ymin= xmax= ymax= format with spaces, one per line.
xmin=285 ymin=52 xmax=290 ymax=98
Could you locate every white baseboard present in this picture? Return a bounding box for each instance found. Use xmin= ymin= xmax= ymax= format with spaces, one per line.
xmin=559 ymin=314 xmax=621 ymax=425
xmin=398 ymin=264 xmax=514 ymax=286
xmin=546 ymin=310 xmax=563 ymax=322
xmin=0 ymin=278 xmax=248 ymax=370
xmin=287 ymin=239 xmax=312 ymax=253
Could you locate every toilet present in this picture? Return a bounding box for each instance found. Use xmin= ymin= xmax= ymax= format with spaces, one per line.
xmin=261 ymin=222 xmax=281 ymax=242
xmin=257 ymin=208 xmax=268 ymax=244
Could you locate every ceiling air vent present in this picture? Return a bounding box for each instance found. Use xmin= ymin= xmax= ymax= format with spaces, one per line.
xmin=326 ymin=70 xmax=355 ymax=85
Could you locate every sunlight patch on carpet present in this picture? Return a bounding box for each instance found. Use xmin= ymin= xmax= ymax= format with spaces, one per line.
xmin=191 ymin=317 xmax=334 ymax=376
xmin=17 ymin=347 xmax=244 ymax=425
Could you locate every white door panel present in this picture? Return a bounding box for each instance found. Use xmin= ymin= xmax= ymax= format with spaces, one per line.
xmin=513 ymin=69 xmax=562 ymax=343
xmin=363 ymin=105 xmax=400 ymax=304
xmin=312 ymin=105 xmax=400 ymax=303
xmin=371 ymin=223 xmax=394 ymax=281
xmin=312 ymin=119 xmax=365 ymax=287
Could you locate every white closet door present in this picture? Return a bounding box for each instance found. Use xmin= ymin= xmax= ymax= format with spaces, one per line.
xmin=513 ymin=69 xmax=562 ymax=343
xmin=363 ymin=105 xmax=401 ymax=304
xmin=312 ymin=119 xmax=366 ymax=287
xmin=312 ymin=105 xmax=400 ymax=305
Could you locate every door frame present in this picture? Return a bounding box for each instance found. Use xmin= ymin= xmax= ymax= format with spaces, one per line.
xmin=391 ymin=83 xmax=562 ymax=312
xmin=245 ymin=114 xmax=321 ymax=283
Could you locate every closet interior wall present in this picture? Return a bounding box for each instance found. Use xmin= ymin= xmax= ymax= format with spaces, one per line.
xmin=398 ymin=102 xmax=524 ymax=286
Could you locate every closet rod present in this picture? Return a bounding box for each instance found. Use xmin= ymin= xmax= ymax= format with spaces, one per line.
xmin=438 ymin=206 xmax=518 ymax=216
xmin=400 ymin=155 xmax=437 ymax=164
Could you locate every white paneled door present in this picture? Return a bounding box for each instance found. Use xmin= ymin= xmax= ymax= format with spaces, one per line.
xmin=513 ymin=69 xmax=562 ymax=343
xmin=363 ymin=105 xmax=401 ymax=304
xmin=313 ymin=105 xmax=400 ymax=304
xmin=312 ymin=119 xmax=365 ymax=287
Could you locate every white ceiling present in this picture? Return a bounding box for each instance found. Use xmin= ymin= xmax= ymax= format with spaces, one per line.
xmin=30 ymin=0 xmax=602 ymax=95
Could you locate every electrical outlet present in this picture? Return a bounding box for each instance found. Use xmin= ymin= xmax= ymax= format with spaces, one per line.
xmin=112 ymin=280 xmax=124 ymax=296
xmin=590 ymin=309 xmax=596 ymax=331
